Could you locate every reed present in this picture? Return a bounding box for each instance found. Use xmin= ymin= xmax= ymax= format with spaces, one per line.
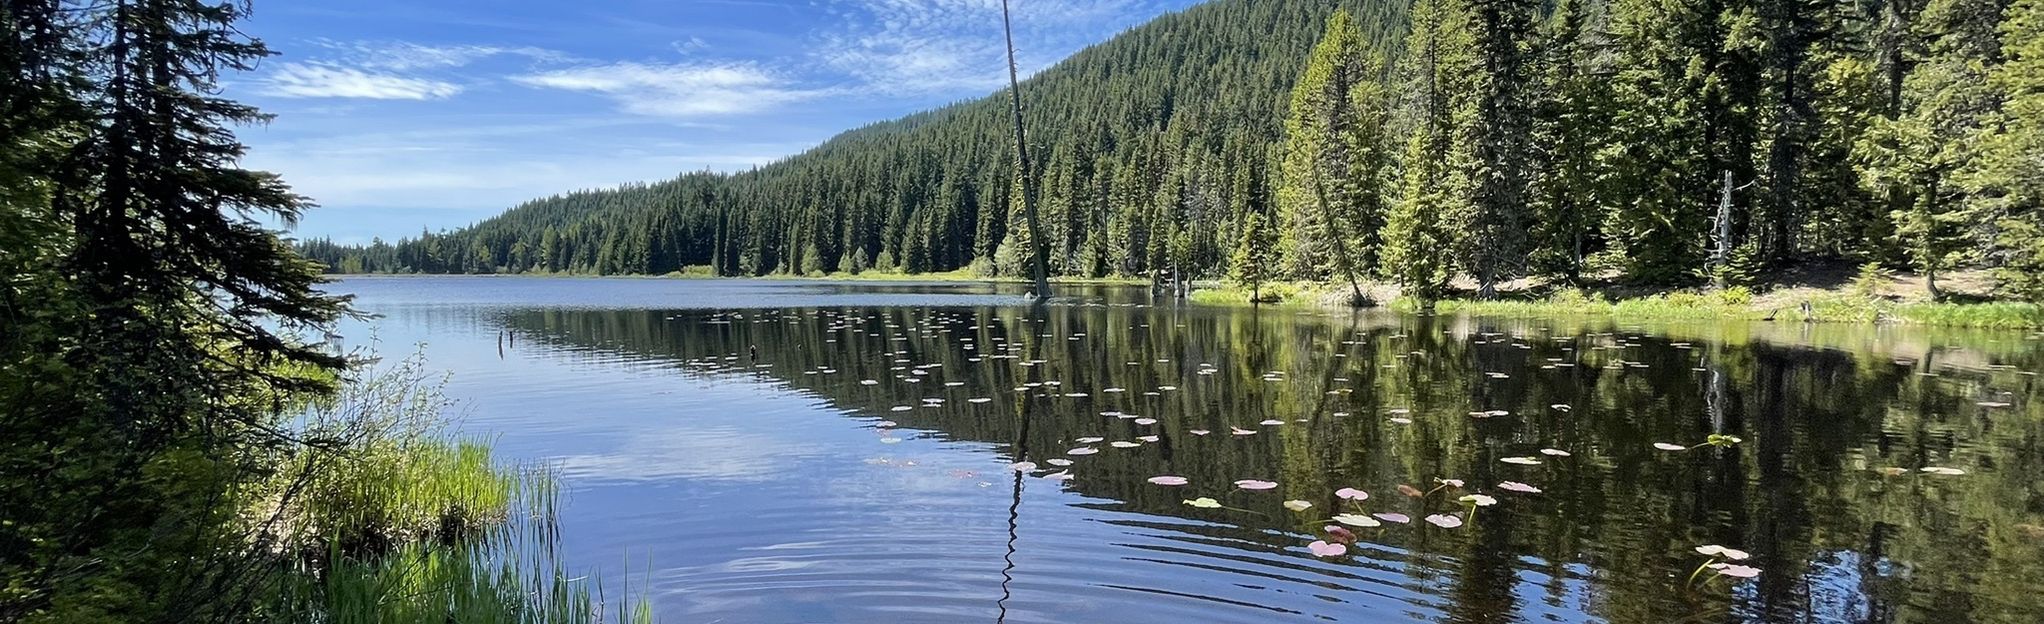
xmin=261 ymin=354 xmax=648 ymax=622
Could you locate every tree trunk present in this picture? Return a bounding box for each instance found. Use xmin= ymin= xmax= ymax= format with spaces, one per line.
xmin=1000 ymin=0 xmax=1052 ymax=301
xmin=1309 ymin=165 xmax=1366 ymax=306
xmin=1714 ymin=170 xmax=1734 ymax=290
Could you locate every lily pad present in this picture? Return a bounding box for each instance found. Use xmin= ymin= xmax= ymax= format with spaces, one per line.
xmin=1333 ymin=513 xmax=1382 ymax=528
xmin=1306 ymin=540 xmax=1347 ymax=558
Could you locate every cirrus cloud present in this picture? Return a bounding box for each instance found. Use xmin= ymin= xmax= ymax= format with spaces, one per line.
xmin=512 ymin=61 xmax=821 ymax=117
xmin=259 ymin=63 xmax=463 ymax=100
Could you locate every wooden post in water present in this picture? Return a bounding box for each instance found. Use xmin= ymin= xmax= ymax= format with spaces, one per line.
xmin=1002 ymin=0 xmax=1052 ymax=302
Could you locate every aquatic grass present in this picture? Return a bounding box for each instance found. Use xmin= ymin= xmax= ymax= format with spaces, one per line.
xmin=259 ymin=353 xmax=648 ymax=623
xmin=275 ymin=468 xmax=652 ymax=624
xmin=292 ymin=441 xmax=519 ymax=557
xmin=277 ymin=355 xmax=522 ymax=557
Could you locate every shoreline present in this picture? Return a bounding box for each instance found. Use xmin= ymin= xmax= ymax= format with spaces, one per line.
xmin=323 ymin=272 xmax=2044 ymax=330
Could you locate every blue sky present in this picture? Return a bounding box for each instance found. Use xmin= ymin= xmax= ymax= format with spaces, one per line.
xmin=231 ymin=0 xmax=1201 ymax=244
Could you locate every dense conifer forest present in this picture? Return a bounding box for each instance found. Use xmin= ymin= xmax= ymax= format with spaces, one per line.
xmin=299 ymin=0 xmax=2044 ymax=304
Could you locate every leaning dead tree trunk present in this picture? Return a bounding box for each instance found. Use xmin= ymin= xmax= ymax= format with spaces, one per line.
xmin=1309 ymin=164 xmax=1366 ymax=306
xmin=1002 ymin=0 xmax=1052 ymax=302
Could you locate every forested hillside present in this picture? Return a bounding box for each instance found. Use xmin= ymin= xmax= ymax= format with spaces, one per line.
xmin=300 ymin=0 xmax=2044 ymax=303
xmin=299 ymin=0 xmax=1404 ymax=278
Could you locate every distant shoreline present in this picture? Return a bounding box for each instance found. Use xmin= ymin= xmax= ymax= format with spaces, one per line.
xmin=325 ymin=270 xmax=1154 ymax=287
xmin=322 ymin=272 xmax=2044 ymax=330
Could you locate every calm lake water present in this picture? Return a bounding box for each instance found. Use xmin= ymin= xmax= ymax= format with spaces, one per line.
xmin=329 ymin=276 xmax=2044 ymax=624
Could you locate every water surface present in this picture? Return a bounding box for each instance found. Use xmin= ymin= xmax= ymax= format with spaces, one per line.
xmin=331 ymin=276 xmax=2044 ymax=624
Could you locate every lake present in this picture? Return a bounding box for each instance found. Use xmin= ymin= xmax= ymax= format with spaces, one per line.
xmin=329 ymin=276 xmax=2044 ymax=624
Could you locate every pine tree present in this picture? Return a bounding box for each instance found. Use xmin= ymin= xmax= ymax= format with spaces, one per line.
xmin=1972 ymin=0 xmax=2044 ymax=299
xmin=1385 ymin=135 xmax=1463 ymax=307
xmin=1462 ymin=0 xmax=1541 ymax=297
xmin=1527 ymin=0 xmax=1611 ymax=283
xmin=1862 ymin=0 xmax=2008 ymax=298
xmin=1383 ymin=0 xmax=1475 ymax=306
xmin=1230 ymin=208 xmax=1275 ymax=302
xmin=4 ymin=0 xmax=350 ymax=615
xmin=1601 ymin=0 xmax=1720 ymax=283
xmin=1276 ymin=10 xmax=1387 ymax=285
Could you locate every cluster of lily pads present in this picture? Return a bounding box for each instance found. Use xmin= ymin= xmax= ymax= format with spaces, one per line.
xmin=1154 ymin=476 xmax=1519 ymax=558
xmin=1135 ymin=433 xmax=1762 ymax=568
xmin=1688 ymin=544 xmax=1762 ymax=584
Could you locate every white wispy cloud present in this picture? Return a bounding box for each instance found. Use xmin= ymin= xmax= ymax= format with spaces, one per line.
xmin=259 ymin=63 xmax=463 ymax=99
xmin=257 ymin=40 xmax=572 ymax=100
xmin=310 ymin=39 xmax=571 ymax=71
xmin=512 ymin=61 xmax=820 ymax=117
xmin=816 ymin=0 xmax=1166 ymax=96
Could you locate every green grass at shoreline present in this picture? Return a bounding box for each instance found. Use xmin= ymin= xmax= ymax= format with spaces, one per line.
xmin=1190 ymin=282 xmax=2044 ymax=329
xmin=1409 ymin=292 xmax=2043 ymax=329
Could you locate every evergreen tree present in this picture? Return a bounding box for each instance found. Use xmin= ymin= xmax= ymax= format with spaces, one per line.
xmin=1972 ymin=0 xmax=2044 ymax=298
xmin=1277 ymin=10 xmax=1387 ymax=285
xmin=4 ymin=0 xmax=349 ymax=616
xmin=1862 ymin=0 xmax=2008 ymax=298
xmin=1526 ymin=0 xmax=1611 ymax=283
xmin=1461 ymin=0 xmax=1541 ymax=297
xmin=1600 ymin=0 xmax=1721 ymax=283
xmin=1230 ymin=207 xmax=1275 ymax=302
xmin=1383 ymin=0 xmax=1476 ymax=306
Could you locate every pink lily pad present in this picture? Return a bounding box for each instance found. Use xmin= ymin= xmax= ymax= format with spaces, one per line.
xmin=1713 ymin=564 xmax=1761 ymax=578
xmin=1425 ymin=514 xmax=1464 ymax=528
xmin=1335 ymin=488 xmax=1369 ymax=501
xmin=1234 ymin=479 xmax=1278 ymax=490
xmin=1307 ymin=540 xmax=1348 ymax=558
xmin=1147 ymin=475 xmax=1189 ymax=486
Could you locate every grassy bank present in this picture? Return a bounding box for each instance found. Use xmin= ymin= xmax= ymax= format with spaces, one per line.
xmin=1189 ymin=279 xmax=2044 ymax=330
xmin=1407 ymin=290 xmax=2044 ymax=329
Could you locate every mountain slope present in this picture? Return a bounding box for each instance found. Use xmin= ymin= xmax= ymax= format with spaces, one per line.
xmin=301 ymin=0 xmax=1409 ymax=277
